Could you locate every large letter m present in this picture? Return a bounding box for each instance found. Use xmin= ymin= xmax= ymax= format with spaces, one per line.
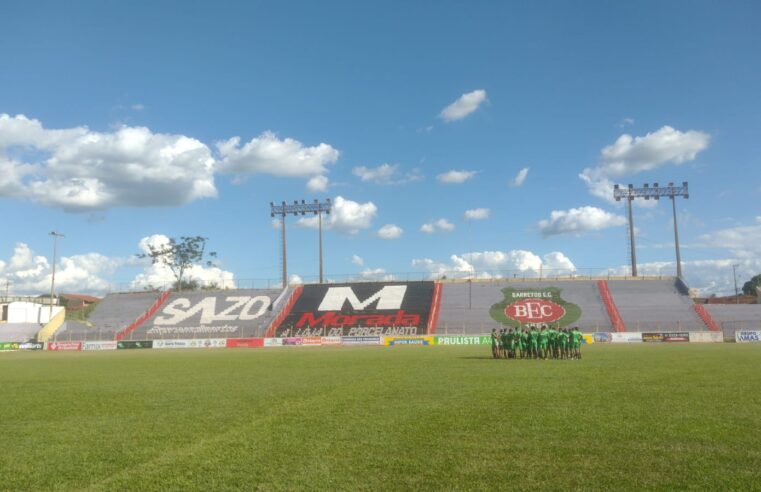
xmin=317 ymin=285 xmax=407 ymax=311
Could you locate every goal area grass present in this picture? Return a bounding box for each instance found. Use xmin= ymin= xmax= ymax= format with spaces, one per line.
xmin=1 ymin=344 xmax=760 ymax=490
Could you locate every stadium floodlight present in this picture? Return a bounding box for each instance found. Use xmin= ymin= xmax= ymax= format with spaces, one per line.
xmin=270 ymin=199 xmax=332 ymax=286
xmin=48 ymin=231 xmax=64 ymax=322
xmin=614 ymin=182 xmax=689 ymax=278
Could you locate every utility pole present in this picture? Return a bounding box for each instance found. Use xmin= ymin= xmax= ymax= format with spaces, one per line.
xmin=732 ymin=264 xmax=739 ymax=303
xmin=49 ymin=231 xmax=64 ymax=322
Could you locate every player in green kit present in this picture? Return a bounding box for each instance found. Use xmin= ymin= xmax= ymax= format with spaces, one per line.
xmin=506 ymin=328 xmax=515 ymax=359
xmin=491 ymin=329 xmax=499 ymax=359
xmin=520 ymin=329 xmax=529 ymax=359
xmin=538 ymin=325 xmax=549 ymax=359
xmin=571 ymin=326 xmax=583 ymax=359
xmin=529 ymin=326 xmax=539 ymax=359
xmin=500 ymin=329 xmax=509 ymax=359
xmin=562 ymin=328 xmax=571 ymax=359
xmin=547 ymin=326 xmax=557 ymax=359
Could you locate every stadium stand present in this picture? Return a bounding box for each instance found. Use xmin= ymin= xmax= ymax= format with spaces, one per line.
xmin=81 ymin=291 xmax=163 ymax=340
xmin=437 ymin=280 xmax=613 ymax=334
xmin=607 ymin=279 xmax=705 ymax=331
xmin=704 ymin=304 xmax=761 ymax=339
xmin=127 ymin=288 xmax=286 ymax=340
xmin=0 ymin=323 xmax=41 ymax=342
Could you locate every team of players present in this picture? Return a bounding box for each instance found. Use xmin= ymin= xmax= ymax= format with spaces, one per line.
xmin=491 ymin=325 xmax=583 ymax=360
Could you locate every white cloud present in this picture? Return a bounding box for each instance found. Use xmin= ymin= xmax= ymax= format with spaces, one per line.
xmin=412 ymin=250 xmax=577 ymax=279
xmin=0 ymin=242 xmax=120 ymax=295
xmin=359 ymin=268 xmax=395 ymax=281
xmin=617 ymin=117 xmax=635 ymax=128
xmin=216 ymin=131 xmax=339 ymax=178
xmin=306 ymin=175 xmax=329 ymax=192
xmin=436 ymin=169 xmax=477 ymax=184
xmin=464 ymin=208 xmax=490 ymax=220
xmin=351 ymin=254 xmax=364 ymax=266
xmin=420 ymin=218 xmax=455 ymax=234
xmin=439 ymin=89 xmax=488 ymax=122
xmin=0 ymin=114 xmax=217 ymax=211
xmin=377 ymin=224 xmax=403 ymax=239
xmin=352 ymin=163 xmax=422 ymax=185
xmin=510 ymin=167 xmax=529 ymax=187
xmin=580 ymin=126 xmax=710 ymax=204
xmin=697 ymin=221 xmax=761 ymax=258
xmin=289 ymin=274 xmax=303 ymax=285
xmin=131 ymin=104 xmax=145 ymax=111
xmin=538 ymin=206 xmax=627 ymax=237
xmin=297 ymin=196 xmax=377 ymax=234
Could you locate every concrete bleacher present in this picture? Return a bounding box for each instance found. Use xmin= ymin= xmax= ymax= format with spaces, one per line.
xmin=127 ymin=288 xmax=286 ymax=340
xmin=607 ymin=279 xmax=705 ymax=331
xmin=437 ymin=280 xmax=613 ymax=334
xmin=0 ymin=323 xmax=42 ymax=342
xmin=704 ymin=305 xmax=761 ymax=338
xmin=80 ymin=291 xmax=163 ymax=340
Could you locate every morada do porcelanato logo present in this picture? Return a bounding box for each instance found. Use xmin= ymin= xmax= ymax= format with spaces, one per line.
xmin=489 ymin=287 xmax=581 ymax=328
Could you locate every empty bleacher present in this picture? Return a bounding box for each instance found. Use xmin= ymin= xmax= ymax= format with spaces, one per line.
xmin=704 ymin=304 xmax=761 ymax=338
xmin=0 ymin=323 xmax=42 ymax=342
xmin=607 ymin=279 xmax=705 ymax=331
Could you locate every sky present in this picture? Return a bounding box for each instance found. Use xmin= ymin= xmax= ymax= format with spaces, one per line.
xmin=0 ymin=0 xmax=759 ymax=296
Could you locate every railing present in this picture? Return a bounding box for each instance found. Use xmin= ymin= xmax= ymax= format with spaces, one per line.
xmin=597 ymin=280 xmax=627 ymax=332
xmin=693 ymin=305 xmax=721 ymax=331
xmin=115 ymin=290 xmax=171 ymax=341
xmin=265 ymin=286 xmax=303 ymax=338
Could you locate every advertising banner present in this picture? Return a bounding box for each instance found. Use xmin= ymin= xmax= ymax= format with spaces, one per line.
xmin=383 ymin=336 xmax=435 ymax=346
xmin=282 ymin=337 xmax=303 ymax=346
xmin=153 ymin=339 xmax=226 ymax=349
xmin=83 ymin=341 xmax=118 ymax=351
xmin=117 ymin=340 xmax=153 ymax=350
xmin=593 ymin=332 xmax=611 ymax=343
xmin=340 ymin=336 xmax=381 ymax=346
xmin=320 ymin=336 xmax=342 ymax=346
xmin=48 ymin=341 xmax=83 ymax=351
xmin=226 ymin=338 xmax=264 ymax=348
xmin=611 ymin=332 xmax=643 ymax=343
xmin=581 ymin=334 xmax=594 ymax=345
xmin=435 ymin=335 xmax=490 ymax=346
xmin=642 ymin=332 xmax=665 ymax=342
xmin=301 ymin=336 xmax=322 ymax=346
xmin=663 ymin=332 xmax=690 ymax=342
xmin=263 ymin=338 xmax=283 ymax=347
xmin=0 ymin=342 xmax=19 ymax=351
xmin=735 ymin=330 xmax=761 ymax=343
xmin=274 ymin=282 xmax=435 ymax=337
xmin=689 ymin=332 xmax=723 ymax=343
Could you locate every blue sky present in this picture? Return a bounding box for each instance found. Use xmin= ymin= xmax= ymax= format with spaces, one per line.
xmin=0 ymin=0 xmax=759 ymax=295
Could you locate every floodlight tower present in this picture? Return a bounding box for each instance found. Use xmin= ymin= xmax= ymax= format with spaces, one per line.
xmin=614 ymin=182 xmax=689 ymax=278
xmin=270 ymin=198 xmax=332 ymax=287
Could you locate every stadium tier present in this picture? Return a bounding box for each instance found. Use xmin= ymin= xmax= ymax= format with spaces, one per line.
xmin=121 ymin=288 xmax=287 ymax=340
xmin=78 ymin=291 xmax=165 ymax=339
xmin=0 ymin=323 xmax=42 ymax=342
xmin=607 ymin=279 xmax=706 ymax=331
xmin=436 ymin=280 xmax=612 ymax=333
xmin=704 ymin=304 xmax=761 ymax=338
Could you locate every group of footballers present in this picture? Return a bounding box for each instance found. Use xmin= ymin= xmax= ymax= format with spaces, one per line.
xmin=491 ymin=325 xmax=584 ymax=360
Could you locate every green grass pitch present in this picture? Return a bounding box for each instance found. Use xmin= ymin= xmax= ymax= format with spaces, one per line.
xmin=1 ymin=344 xmax=760 ymax=490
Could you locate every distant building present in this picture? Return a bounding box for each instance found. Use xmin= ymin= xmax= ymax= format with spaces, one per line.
xmin=60 ymin=294 xmax=101 ymax=311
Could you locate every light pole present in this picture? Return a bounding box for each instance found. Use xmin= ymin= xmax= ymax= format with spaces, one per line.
xmin=732 ymin=264 xmax=740 ymax=303
xmin=270 ymin=199 xmax=332 ymax=287
xmin=49 ymin=231 xmax=64 ymax=322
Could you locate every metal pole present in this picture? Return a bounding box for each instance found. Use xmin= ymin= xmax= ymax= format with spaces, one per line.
xmin=733 ymin=264 xmax=739 ymax=303
xmin=49 ymin=232 xmax=63 ymax=322
xmin=627 ymin=198 xmax=637 ymax=277
xmin=281 ymin=212 xmax=287 ymax=288
xmin=671 ymin=196 xmax=682 ymax=278
xmin=318 ymin=211 xmax=324 ymax=284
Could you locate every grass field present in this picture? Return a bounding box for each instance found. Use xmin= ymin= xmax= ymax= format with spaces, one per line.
xmin=1 ymin=344 xmax=760 ymax=491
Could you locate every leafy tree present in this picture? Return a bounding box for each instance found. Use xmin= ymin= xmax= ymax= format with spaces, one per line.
xmin=138 ymin=236 xmax=217 ymax=292
xmin=742 ymin=274 xmax=761 ymax=296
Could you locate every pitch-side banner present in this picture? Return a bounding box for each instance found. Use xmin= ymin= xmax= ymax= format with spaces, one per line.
xmin=275 ymin=282 xmax=435 ymax=337
xmin=735 ymin=330 xmax=761 ymax=343
xmin=152 ymin=339 xmax=226 ymax=349
xmin=689 ymin=332 xmax=723 ymax=343
xmin=83 ymin=341 xmax=118 ymax=351
xmin=383 ymin=336 xmax=435 ymax=346
xmin=48 ymin=341 xmax=83 ymax=351
xmin=611 ymin=332 xmax=643 ymax=343
xmin=435 ymin=335 xmax=490 ymax=345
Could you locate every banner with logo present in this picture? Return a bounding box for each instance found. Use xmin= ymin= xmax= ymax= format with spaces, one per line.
xmin=117 ymin=340 xmax=153 ymax=350
xmin=273 ymin=282 xmax=435 ymax=337
xmin=435 ymin=335 xmax=490 ymax=345
xmin=263 ymin=338 xmax=283 ymax=347
xmin=663 ymin=332 xmax=690 ymax=342
xmin=642 ymin=332 xmax=665 ymax=342
xmin=341 ymin=336 xmax=381 ymax=346
xmin=320 ymin=336 xmax=342 ymax=346
xmin=83 ymin=341 xmax=118 ymax=351
xmin=0 ymin=342 xmax=19 ymax=351
xmin=48 ymin=341 xmax=83 ymax=351
xmin=153 ymin=339 xmax=226 ymax=349
xmin=226 ymin=338 xmax=264 ymax=348
xmin=735 ymin=330 xmax=761 ymax=343
xmin=489 ymin=286 xmax=581 ymax=328
xmin=593 ymin=332 xmax=611 ymax=343
xmin=581 ymin=334 xmax=594 ymax=345
xmin=301 ymin=336 xmax=322 ymax=346
xmin=611 ymin=332 xmax=643 ymax=343
xmin=383 ymin=336 xmax=435 ymax=346
xmin=689 ymin=332 xmax=723 ymax=343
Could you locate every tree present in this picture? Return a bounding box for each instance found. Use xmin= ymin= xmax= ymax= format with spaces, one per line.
xmin=742 ymin=274 xmax=761 ymax=296
xmin=138 ymin=236 xmax=217 ymax=292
